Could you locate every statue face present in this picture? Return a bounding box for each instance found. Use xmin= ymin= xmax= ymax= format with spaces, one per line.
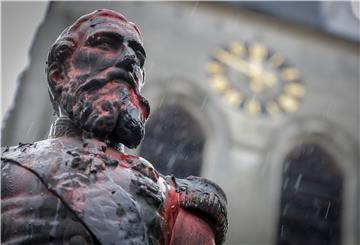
xmin=57 ymin=17 xmax=150 ymax=148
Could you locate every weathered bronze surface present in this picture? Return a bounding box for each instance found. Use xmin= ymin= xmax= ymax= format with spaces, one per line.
xmin=1 ymin=9 xmax=228 ymax=245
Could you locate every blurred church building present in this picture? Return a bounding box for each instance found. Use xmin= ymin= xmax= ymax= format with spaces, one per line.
xmin=2 ymin=2 xmax=359 ymax=245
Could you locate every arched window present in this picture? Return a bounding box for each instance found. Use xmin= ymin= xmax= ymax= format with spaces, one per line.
xmin=140 ymin=105 xmax=205 ymax=178
xmin=277 ymin=143 xmax=343 ymax=245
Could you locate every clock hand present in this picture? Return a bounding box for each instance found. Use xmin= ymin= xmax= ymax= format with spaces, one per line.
xmin=215 ymin=49 xmax=253 ymax=77
xmin=250 ymin=78 xmax=265 ymax=93
xmin=215 ymin=49 xmax=278 ymax=89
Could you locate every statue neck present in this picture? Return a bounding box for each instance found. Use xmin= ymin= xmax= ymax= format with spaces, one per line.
xmin=48 ymin=116 xmax=84 ymax=139
xmin=48 ymin=116 xmax=125 ymax=152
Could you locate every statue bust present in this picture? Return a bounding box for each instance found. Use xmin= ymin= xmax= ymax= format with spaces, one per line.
xmin=1 ymin=9 xmax=228 ymax=245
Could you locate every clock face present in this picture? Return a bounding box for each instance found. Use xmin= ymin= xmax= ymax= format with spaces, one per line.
xmin=206 ymin=41 xmax=305 ymax=117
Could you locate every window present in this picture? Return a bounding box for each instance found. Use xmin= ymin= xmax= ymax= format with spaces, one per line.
xmin=277 ymin=144 xmax=343 ymax=245
xmin=140 ymin=105 xmax=205 ymax=178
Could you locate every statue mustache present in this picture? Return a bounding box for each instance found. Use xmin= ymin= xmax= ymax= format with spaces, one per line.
xmin=73 ymin=67 xmax=150 ymax=120
xmin=75 ymin=67 xmax=139 ymax=96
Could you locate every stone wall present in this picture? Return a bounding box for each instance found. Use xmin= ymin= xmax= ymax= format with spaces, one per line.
xmin=2 ymin=2 xmax=358 ymax=244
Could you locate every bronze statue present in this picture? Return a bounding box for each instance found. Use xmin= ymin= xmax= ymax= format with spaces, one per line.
xmin=1 ymin=9 xmax=228 ymax=245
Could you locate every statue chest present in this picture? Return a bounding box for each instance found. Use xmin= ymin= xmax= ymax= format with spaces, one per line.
xmin=51 ymin=150 xmax=168 ymax=245
xmin=2 ymin=141 xmax=169 ymax=245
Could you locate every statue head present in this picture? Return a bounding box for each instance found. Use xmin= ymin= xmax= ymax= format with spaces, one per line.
xmin=46 ymin=9 xmax=150 ymax=148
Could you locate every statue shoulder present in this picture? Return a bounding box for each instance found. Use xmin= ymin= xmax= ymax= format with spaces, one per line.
xmin=169 ymin=176 xmax=228 ymax=245
xmin=1 ymin=138 xmax=66 ymax=197
xmin=1 ymin=138 xmax=64 ymax=163
xmin=2 ymin=158 xmax=46 ymax=198
xmin=122 ymin=155 xmax=160 ymax=183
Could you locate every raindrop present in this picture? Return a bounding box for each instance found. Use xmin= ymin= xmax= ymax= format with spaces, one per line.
xmin=283 ymin=161 xmax=291 ymax=172
xmin=294 ymin=174 xmax=302 ymax=191
xmin=166 ymin=154 xmax=177 ymax=170
xmin=282 ymin=177 xmax=289 ymax=190
xmin=155 ymin=144 xmax=164 ymax=155
xmin=26 ymin=122 xmax=35 ymax=136
xmin=146 ymin=61 xmax=155 ymax=74
xmin=189 ymin=1 xmax=199 ymax=16
xmin=200 ymin=96 xmax=208 ymax=110
xmin=324 ymin=102 xmax=334 ymax=118
xmin=324 ymin=202 xmax=331 ymax=219
xmin=157 ymin=96 xmax=165 ymax=109
xmin=282 ymin=205 xmax=289 ymax=216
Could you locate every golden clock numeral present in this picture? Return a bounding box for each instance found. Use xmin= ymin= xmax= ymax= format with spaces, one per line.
xmin=206 ymin=61 xmax=224 ymax=74
xmin=269 ymin=53 xmax=284 ymax=68
xmin=278 ymin=94 xmax=299 ymax=112
xmin=215 ymin=49 xmax=234 ymax=65
xmin=266 ymin=101 xmax=281 ymax=116
xmin=280 ymin=68 xmax=300 ymax=81
xmin=244 ymin=99 xmax=261 ymax=116
xmin=229 ymin=41 xmax=245 ymax=56
xmin=208 ymin=43 xmax=304 ymax=117
xmin=249 ymin=43 xmax=268 ymax=62
xmin=285 ymin=82 xmax=305 ymax=97
xmin=224 ymin=90 xmax=242 ymax=107
xmin=209 ymin=75 xmax=229 ymax=92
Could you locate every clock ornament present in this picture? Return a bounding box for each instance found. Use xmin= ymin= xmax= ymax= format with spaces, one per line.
xmin=206 ymin=41 xmax=305 ymax=117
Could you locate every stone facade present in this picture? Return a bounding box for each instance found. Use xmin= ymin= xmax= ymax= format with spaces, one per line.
xmin=2 ymin=2 xmax=359 ymax=244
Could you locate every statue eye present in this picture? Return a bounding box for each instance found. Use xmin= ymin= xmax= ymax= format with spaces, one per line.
xmin=128 ymin=41 xmax=146 ymax=67
xmin=88 ymin=36 xmax=112 ymax=50
xmin=136 ymin=51 xmax=145 ymax=67
xmin=87 ymin=33 xmax=121 ymax=51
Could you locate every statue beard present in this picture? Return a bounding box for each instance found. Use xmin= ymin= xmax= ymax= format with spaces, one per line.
xmin=61 ymin=81 xmax=148 ymax=148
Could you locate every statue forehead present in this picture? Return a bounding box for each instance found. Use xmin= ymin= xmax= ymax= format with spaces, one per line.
xmin=74 ymin=17 xmax=142 ymax=43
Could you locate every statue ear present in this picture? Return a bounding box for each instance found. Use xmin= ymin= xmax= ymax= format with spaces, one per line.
xmin=139 ymin=69 xmax=145 ymax=89
xmin=48 ymin=63 xmax=67 ymax=91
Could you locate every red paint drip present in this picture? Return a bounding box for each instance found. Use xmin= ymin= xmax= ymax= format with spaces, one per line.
xmin=161 ymin=186 xmax=181 ymax=245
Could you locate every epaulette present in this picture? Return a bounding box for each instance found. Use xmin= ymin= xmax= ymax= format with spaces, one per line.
xmin=170 ymin=176 xmax=228 ymax=245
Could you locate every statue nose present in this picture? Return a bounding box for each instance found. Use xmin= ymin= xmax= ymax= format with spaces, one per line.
xmin=116 ymin=57 xmax=136 ymax=72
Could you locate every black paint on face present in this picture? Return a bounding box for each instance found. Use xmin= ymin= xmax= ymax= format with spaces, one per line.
xmin=59 ymin=19 xmax=149 ymax=148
